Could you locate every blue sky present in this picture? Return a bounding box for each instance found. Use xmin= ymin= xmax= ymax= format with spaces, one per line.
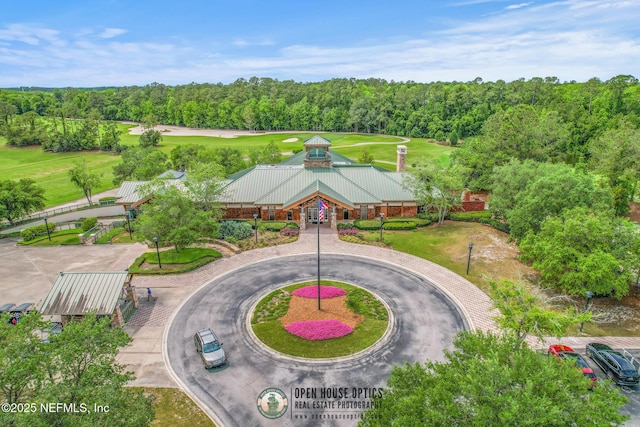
xmin=0 ymin=0 xmax=638 ymax=87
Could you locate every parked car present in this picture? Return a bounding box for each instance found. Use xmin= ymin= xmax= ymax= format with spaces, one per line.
xmin=194 ymin=328 xmax=227 ymax=369
xmin=586 ymin=343 xmax=640 ymax=386
xmin=8 ymin=302 xmax=34 ymax=324
xmin=0 ymin=303 xmax=15 ymax=316
xmin=548 ymin=344 xmax=597 ymax=386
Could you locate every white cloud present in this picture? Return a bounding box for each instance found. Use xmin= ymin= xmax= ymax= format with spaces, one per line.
xmin=99 ymin=28 xmax=127 ymax=39
xmin=0 ymin=0 xmax=638 ymax=86
xmin=506 ymin=3 xmax=531 ymax=10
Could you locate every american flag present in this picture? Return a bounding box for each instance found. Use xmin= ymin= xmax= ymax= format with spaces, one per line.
xmin=318 ymin=199 xmax=328 ymax=221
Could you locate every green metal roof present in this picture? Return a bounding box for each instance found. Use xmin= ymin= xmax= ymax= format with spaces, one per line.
xmin=282 ymin=180 xmax=355 ymax=209
xmin=253 ymin=167 xmax=380 ymax=206
xmin=303 ymin=135 xmax=332 ymax=146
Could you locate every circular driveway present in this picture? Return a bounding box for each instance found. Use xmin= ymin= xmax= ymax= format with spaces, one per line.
xmin=166 ymin=254 xmax=470 ymax=427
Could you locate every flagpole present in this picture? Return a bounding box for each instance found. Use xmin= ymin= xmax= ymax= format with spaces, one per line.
xmin=317 ymin=195 xmax=321 ymax=311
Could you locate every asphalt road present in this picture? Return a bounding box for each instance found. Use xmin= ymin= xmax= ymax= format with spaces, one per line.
xmin=166 ymin=254 xmax=470 ymax=427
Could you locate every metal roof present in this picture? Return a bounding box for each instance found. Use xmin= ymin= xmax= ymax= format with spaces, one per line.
xmin=303 ymin=135 xmax=332 ymax=146
xmin=39 ymin=272 xmax=129 ymax=316
xmin=254 ymin=168 xmax=380 ymax=206
xmin=335 ymin=167 xmax=414 ymax=201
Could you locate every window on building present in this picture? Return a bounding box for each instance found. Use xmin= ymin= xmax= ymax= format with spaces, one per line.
xmin=287 ymin=210 xmax=293 ymax=221
xmin=343 ymin=209 xmax=349 ymax=220
xmin=417 ymin=205 xmax=426 ymax=214
xmin=268 ymin=206 xmax=276 ymax=221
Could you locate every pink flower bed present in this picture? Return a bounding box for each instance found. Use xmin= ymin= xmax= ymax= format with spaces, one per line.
xmin=285 ymin=319 xmax=354 ymax=340
xmin=292 ymin=286 xmax=346 ymax=299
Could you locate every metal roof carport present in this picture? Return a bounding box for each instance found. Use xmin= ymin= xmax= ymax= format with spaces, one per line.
xmin=39 ymin=271 xmax=131 ymax=326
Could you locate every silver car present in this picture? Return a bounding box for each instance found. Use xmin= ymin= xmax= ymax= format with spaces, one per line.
xmin=194 ymin=328 xmax=227 ymax=369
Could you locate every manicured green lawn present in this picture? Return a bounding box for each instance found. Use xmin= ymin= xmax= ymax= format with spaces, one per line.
xmin=128 ymin=247 xmax=222 ymax=275
xmin=251 ymin=281 xmax=389 ymax=358
xmin=18 ymin=229 xmax=82 ymax=246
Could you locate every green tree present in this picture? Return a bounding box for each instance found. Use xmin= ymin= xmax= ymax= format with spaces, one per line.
xmin=249 ymin=141 xmax=281 ymax=165
xmin=452 ymin=105 xmax=570 ymax=190
xmin=589 ymin=118 xmax=640 ymax=215
xmin=488 ymin=279 xmax=588 ymax=348
xmin=68 ymin=160 xmax=102 ymax=205
xmin=519 ymin=207 xmax=639 ymax=298
xmin=100 ymin=121 xmax=122 ymax=151
xmin=0 ymin=312 xmax=48 ymax=406
xmin=358 ymin=146 xmax=374 ymax=164
xmin=32 ymin=314 xmax=154 ymax=427
xmin=403 ymin=159 xmax=464 ymax=225
xmin=139 ymin=129 xmax=162 ymax=147
xmin=0 ymin=179 xmax=46 ymax=224
xmin=112 ymin=147 xmax=169 ymax=184
xmin=184 ymin=163 xmax=226 ymax=213
xmin=361 ymin=331 xmax=628 ymax=426
xmin=214 ymin=147 xmax=246 ymax=175
xmin=135 ymin=182 xmax=219 ymax=252
xmin=498 ymin=162 xmax=611 ymax=240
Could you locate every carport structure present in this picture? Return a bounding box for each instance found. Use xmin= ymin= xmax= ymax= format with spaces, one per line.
xmin=40 ymin=271 xmax=137 ymax=326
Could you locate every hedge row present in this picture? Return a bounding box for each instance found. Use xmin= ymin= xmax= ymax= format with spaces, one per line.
xmin=448 ymin=211 xmax=492 ymax=221
xmin=21 ymin=222 xmax=56 ymax=241
xmin=383 ymin=222 xmax=416 ymax=230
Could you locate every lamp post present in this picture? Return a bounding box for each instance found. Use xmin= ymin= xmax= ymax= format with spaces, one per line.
xmin=579 ymin=291 xmax=595 ymax=332
xmin=379 ymin=212 xmax=385 ymax=242
xmin=253 ymin=213 xmax=258 ymax=244
xmin=43 ymin=213 xmax=51 ymax=241
xmin=153 ymin=236 xmax=162 ymax=269
xmin=126 ymin=209 xmax=133 ymax=239
xmin=466 ymin=242 xmax=474 ymax=275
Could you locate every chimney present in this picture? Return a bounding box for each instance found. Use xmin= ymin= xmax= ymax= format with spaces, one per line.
xmin=396 ymin=145 xmax=407 ymax=172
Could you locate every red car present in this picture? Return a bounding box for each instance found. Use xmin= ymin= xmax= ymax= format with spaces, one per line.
xmin=548 ymin=344 xmax=597 ymax=386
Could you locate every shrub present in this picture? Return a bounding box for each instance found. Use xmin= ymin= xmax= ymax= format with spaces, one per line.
xmin=449 ymin=211 xmax=492 ymax=221
xmin=286 ymin=222 xmax=299 ymax=229
xmin=218 ymin=221 xmax=253 ymax=240
xmin=479 ymin=218 xmax=511 ymax=233
xmin=292 ymin=286 xmax=346 ymax=299
xmin=337 ymin=222 xmax=354 ymax=229
xmin=354 ymin=220 xmax=381 ymax=230
xmin=224 ymin=236 xmax=237 ymax=244
xmin=338 ymin=226 xmax=359 ymax=236
xmin=417 ymin=212 xmax=440 ymax=222
xmin=81 ymin=217 xmax=98 ymax=231
xmin=383 ymin=221 xmax=416 ymax=230
xmin=285 ymin=320 xmax=354 ymax=340
xmin=21 ymin=222 xmax=55 ymax=241
xmin=263 ymin=222 xmax=288 ymax=231
xmin=280 ymin=227 xmax=299 ymax=237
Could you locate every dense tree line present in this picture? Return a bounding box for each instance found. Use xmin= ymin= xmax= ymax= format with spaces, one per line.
xmin=0 ymin=75 xmax=638 ymax=153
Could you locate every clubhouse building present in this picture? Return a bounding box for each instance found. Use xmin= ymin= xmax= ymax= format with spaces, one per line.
xmin=116 ymin=136 xmax=485 ymax=228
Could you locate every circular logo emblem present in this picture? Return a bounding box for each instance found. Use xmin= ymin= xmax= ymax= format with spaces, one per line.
xmin=257 ymin=388 xmax=288 ymax=419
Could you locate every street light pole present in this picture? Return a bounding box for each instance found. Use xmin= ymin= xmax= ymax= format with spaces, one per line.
xmin=253 ymin=213 xmax=258 ymax=244
xmin=379 ymin=212 xmax=385 ymax=242
xmin=466 ymin=242 xmax=474 ymax=275
xmin=126 ymin=209 xmax=133 ymax=239
xmin=153 ymin=236 xmax=162 ymax=269
xmin=579 ymin=291 xmax=595 ymax=332
xmin=43 ymin=213 xmax=51 ymax=241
